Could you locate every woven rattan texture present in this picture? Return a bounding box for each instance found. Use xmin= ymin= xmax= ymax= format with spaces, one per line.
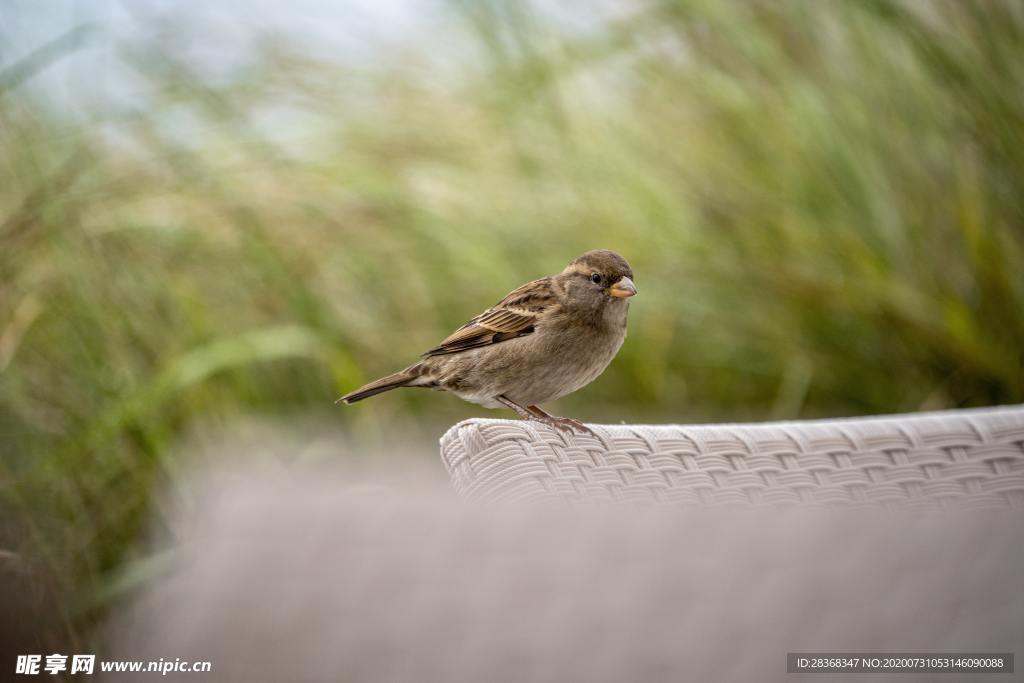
xmin=440 ymin=405 xmax=1024 ymax=509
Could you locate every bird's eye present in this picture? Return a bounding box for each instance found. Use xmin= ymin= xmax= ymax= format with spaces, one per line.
xmin=590 ymin=273 xmax=602 ymax=284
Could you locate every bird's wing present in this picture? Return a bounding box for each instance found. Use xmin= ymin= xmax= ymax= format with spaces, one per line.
xmin=422 ymin=277 xmax=555 ymax=357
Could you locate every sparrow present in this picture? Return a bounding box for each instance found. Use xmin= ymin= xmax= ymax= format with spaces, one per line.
xmin=338 ymin=250 xmax=636 ymax=434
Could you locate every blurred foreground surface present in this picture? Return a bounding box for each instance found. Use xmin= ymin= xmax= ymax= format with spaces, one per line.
xmin=2 ymin=0 xmax=1023 ymax=650
xmin=108 ymin=466 xmax=1023 ymax=682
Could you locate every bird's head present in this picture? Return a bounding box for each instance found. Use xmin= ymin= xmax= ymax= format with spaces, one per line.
xmin=558 ymin=249 xmax=636 ymax=312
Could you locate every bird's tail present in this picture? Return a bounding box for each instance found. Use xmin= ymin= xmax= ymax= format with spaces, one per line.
xmin=337 ymin=366 xmax=422 ymax=404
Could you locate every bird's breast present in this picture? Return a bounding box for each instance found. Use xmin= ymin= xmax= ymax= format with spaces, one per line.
xmin=426 ymin=301 xmax=629 ymax=408
xmin=499 ymin=305 xmax=627 ymax=404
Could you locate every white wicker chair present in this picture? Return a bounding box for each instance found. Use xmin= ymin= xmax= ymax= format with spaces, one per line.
xmin=109 ymin=406 xmax=1024 ymax=682
xmin=441 ymin=405 xmax=1024 ymax=509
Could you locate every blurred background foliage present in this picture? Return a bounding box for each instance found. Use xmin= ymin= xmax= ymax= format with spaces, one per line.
xmin=1 ymin=0 xmax=1023 ymax=645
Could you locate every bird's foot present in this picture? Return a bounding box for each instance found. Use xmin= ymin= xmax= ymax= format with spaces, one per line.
xmin=528 ymin=414 xmax=594 ymax=436
xmin=494 ymin=396 xmax=595 ymax=436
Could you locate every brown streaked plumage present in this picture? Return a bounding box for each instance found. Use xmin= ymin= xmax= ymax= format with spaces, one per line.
xmin=339 ymin=250 xmax=637 ymax=434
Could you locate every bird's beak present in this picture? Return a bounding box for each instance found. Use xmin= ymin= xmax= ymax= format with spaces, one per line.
xmin=608 ymin=276 xmax=637 ymax=298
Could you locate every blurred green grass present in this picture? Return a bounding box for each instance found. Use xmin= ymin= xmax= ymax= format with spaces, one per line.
xmin=1 ymin=0 xmax=1022 ymax=643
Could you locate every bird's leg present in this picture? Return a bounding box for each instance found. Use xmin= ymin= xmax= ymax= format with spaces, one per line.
xmin=527 ymin=404 xmax=595 ymax=436
xmin=495 ymin=395 xmax=593 ymax=435
xmin=495 ymin=395 xmax=534 ymax=419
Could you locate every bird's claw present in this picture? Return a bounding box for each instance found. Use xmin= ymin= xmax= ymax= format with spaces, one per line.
xmin=531 ymin=415 xmax=595 ymax=436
